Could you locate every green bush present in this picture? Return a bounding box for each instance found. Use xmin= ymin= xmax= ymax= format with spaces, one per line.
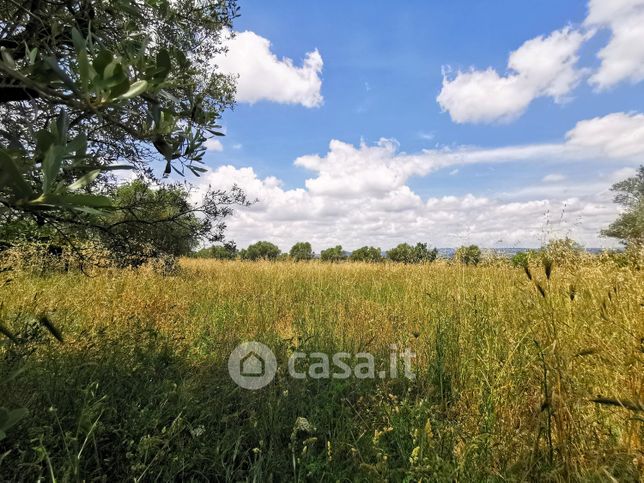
xmin=387 ymin=243 xmax=438 ymax=263
xmin=289 ymin=242 xmax=314 ymax=261
xmin=454 ymin=245 xmax=481 ymax=265
xmin=240 ymin=241 xmax=281 ymax=261
xmin=194 ymin=242 xmax=238 ymax=260
xmin=320 ymin=245 xmax=346 ymax=262
xmin=511 ymin=251 xmax=529 ymax=268
xmin=350 ymin=246 xmax=383 ymax=262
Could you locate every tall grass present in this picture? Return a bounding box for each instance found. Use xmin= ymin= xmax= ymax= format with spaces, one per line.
xmin=0 ymin=258 xmax=642 ymax=480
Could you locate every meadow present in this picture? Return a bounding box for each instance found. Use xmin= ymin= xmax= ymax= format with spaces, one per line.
xmin=0 ymin=257 xmax=642 ymax=481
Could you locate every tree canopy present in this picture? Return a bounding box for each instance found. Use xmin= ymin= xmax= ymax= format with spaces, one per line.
xmin=454 ymin=245 xmax=481 ymax=265
xmin=289 ymin=242 xmax=313 ymax=261
xmin=350 ymin=246 xmax=382 ymax=262
xmin=0 ymin=0 xmax=244 ymax=262
xmin=240 ymin=241 xmax=281 ymax=261
xmin=602 ymin=166 xmax=644 ymax=247
xmin=387 ymin=243 xmax=437 ymax=263
xmin=320 ymin=245 xmax=346 ymax=262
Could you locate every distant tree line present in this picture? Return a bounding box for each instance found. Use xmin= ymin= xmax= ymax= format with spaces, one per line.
xmin=195 ymin=240 xmax=460 ymax=263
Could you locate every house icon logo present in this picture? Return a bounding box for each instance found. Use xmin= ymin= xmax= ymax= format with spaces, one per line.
xmin=228 ymin=341 xmax=277 ymax=390
xmin=240 ymin=351 xmax=265 ymax=377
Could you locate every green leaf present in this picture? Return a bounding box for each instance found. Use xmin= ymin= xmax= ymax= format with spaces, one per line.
xmin=155 ymin=49 xmax=171 ymax=81
xmin=29 ymin=193 xmax=113 ymax=209
xmin=35 ymin=130 xmax=57 ymax=157
xmin=55 ymin=110 xmax=68 ymax=143
xmin=109 ymin=76 xmax=130 ymax=99
xmin=93 ymin=49 xmax=113 ymax=76
xmin=67 ymin=164 xmax=133 ymax=173
xmin=78 ymin=49 xmax=90 ymax=94
xmin=0 ymin=149 xmax=34 ymax=199
xmin=67 ymin=169 xmax=101 ymax=190
xmin=118 ymin=80 xmax=148 ymax=100
xmin=28 ymin=47 xmax=38 ymax=64
xmin=41 ymin=146 xmax=64 ymax=194
xmin=101 ymin=62 xmax=127 ymax=91
xmin=71 ymin=27 xmax=86 ymax=52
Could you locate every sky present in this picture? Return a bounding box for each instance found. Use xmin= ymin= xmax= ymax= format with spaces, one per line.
xmin=192 ymin=0 xmax=644 ymax=251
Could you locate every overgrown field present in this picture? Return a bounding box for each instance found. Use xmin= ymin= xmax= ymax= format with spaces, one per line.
xmin=0 ymin=258 xmax=642 ymax=481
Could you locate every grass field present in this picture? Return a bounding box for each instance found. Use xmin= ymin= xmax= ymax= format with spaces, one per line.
xmin=0 ymin=258 xmax=642 ymax=481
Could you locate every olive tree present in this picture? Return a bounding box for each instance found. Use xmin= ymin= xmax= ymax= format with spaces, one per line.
xmin=320 ymin=245 xmax=346 ymax=262
xmin=349 ymin=246 xmax=382 ymax=262
xmin=240 ymin=241 xmax=281 ymax=261
xmin=0 ymin=0 xmax=243 ymax=260
xmin=289 ymin=242 xmax=313 ymax=261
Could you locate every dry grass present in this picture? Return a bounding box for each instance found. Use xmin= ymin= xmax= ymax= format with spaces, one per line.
xmin=0 ymin=258 xmax=642 ymax=480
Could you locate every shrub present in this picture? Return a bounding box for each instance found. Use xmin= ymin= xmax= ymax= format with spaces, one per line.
xmin=240 ymin=241 xmax=281 ymax=261
xmin=349 ymin=246 xmax=383 ymax=262
xmin=289 ymin=242 xmax=314 ymax=261
xmin=320 ymin=245 xmax=346 ymax=262
xmin=454 ymin=245 xmax=481 ymax=265
xmin=541 ymin=238 xmax=584 ymax=264
xmin=511 ymin=251 xmax=529 ymax=268
xmin=387 ymin=243 xmax=438 ymax=263
xmin=194 ymin=242 xmax=238 ymax=260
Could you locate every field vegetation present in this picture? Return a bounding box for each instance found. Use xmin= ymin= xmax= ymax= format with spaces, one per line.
xmin=0 ymin=254 xmax=642 ymax=481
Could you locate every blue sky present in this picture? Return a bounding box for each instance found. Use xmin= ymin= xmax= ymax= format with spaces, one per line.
xmin=195 ymin=0 xmax=644 ymax=250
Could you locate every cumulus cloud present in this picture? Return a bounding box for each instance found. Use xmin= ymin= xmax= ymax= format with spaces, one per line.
xmin=195 ymin=112 xmax=643 ymax=250
xmin=586 ymin=0 xmax=644 ymax=89
xmin=437 ymin=1 xmax=644 ymax=122
xmin=214 ymin=30 xmax=323 ymax=107
xmin=437 ymin=27 xmax=588 ymax=124
xmin=204 ymin=138 xmax=223 ymax=152
xmin=565 ymin=112 xmax=644 ymax=158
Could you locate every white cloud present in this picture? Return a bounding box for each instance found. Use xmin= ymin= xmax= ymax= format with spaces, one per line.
xmin=610 ymin=166 xmax=637 ymax=181
xmin=565 ymin=112 xmax=644 ymax=158
xmin=214 ymin=30 xmax=323 ymax=107
xmin=195 ymin=112 xmax=643 ymax=250
xmin=204 ymin=138 xmax=223 ymax=152
xmin=543 ymin=173 xmax=566 ymax=182
xmin=586 ymin=0 xmax=644 ymax=89
xmin=437 ymin=27 xmax=588 ymax=124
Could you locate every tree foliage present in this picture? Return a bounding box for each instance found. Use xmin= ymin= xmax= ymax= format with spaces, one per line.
xmin=602 ymin=165 xmax=644 ymax=246
xmin=101 ymin=180 xmax=246 ymax=263
xmin=289 ymin=242 xmax=313 ymax=261
xmin=194 ymin=241 xmax=238 ymax=260
xmin=320 ymin=245 xmax=346 ymax=262
xmin=387 ymin=243 xmax=437 ymax=263
xmin=240 ymin=241 xmax=281 ymax=261
xmin=454 ymin=245 xmax=481 ymax=265
xmin=349 ymin=246 xmax=382 ymax=262
xmin=511 ymin=251 xmax=529 ymax=268
xmin=0 ymin=0 xmax=242 ymax=261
